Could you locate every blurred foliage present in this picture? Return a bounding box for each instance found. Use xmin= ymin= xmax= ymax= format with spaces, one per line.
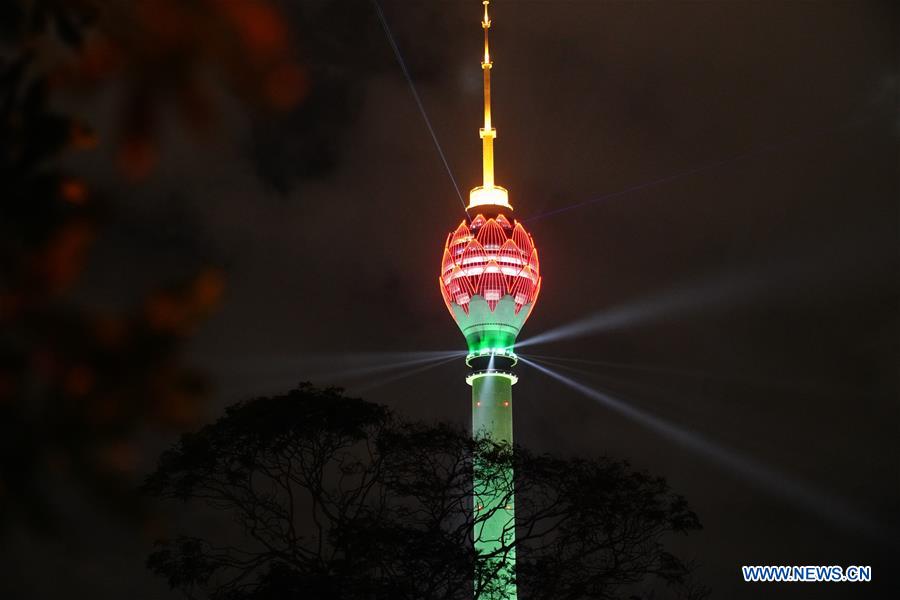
xmin=0 ymin=0 xmax=304 ymax=530
xmin=246 ymin=0 xmax=386 ymax=193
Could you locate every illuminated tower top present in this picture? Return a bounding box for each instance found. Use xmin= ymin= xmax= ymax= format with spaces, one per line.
xmin=468 ymin=0 xmax=512 ymax=213
xmin=438 ymin=7 xmax=537 ymax=595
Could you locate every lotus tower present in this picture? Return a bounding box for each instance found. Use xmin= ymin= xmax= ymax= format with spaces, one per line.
xmin=437 ymin=2 xmax=541 ymax=598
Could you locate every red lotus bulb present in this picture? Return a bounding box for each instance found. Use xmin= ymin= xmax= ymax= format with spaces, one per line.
xmin=439 ymin=213 xmax=541 ymax=352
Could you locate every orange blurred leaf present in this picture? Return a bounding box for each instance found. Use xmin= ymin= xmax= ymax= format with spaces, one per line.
xmin=265 ymin=63 xmax=308 ymax=109
xmin=218 ymin=1 xmax=288 ymax=60
xmin=96 ymin=441 xmax=139 ymax=473
xmin=118 ymin=135 xmax=158 ymax=180
xmin=60 ymin=178 xmax=89 ymax=205
xmin=70 ymin=122 xmax=99 ymax=150
xmin=64 ymin=366 xmax=94 ymax=397
xmin=145 ymin=293 xmax=188 ymax=333
xmin=39 ymin=221 xmax=95 ymax=292
xmin=190 ymin=269 xmax=225 ymax=312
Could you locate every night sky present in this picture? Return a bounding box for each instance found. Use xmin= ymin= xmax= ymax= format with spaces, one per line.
xmin=20 ymin=0 xmax=898 ymax=598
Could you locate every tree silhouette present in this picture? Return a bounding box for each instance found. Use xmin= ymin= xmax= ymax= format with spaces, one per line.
xmin=145 ymin=384 xmax=708 ymax=600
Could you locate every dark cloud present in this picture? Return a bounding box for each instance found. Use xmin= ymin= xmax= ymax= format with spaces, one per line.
xmin=245 ymin=0 xmax=460 ymax=194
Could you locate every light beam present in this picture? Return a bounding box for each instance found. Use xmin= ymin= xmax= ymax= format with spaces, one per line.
xmin=517 ymin=241 xmax=883 ymax=349
xmin=371 ymin=0 xmax=467 ymax=214
xmin=519 ymin=356 xmax=885 ymax=541
xmin=354 ymin=354 xmax=462 ymax=392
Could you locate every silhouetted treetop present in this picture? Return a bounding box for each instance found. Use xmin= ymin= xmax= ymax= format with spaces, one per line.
xmin=145 ymin=384 xmax=706 ymax=600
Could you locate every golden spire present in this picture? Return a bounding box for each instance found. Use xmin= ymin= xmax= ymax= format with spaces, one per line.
xmin=468 ymin=0 xmax=511 ymax=212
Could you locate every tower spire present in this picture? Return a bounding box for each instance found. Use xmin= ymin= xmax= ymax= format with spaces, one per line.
xmin=481 ymin=0 xmax=494 ymax=184
xmin=468 ymin=0 xmax=512 ymax=213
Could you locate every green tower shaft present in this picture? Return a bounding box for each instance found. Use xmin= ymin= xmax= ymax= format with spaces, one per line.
xmin=471 ymin=372 xmax=517 ymax=599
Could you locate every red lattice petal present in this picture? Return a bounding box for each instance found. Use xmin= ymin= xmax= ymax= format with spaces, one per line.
xmin=476 ymin=218 xmax=506 ymax=251
xmin=460 ymin=239 xmax=487 ymax=282
xmin=441 ymin=248 xmax=456 ymax=279
xmin=449 ymin=221 xmax=472 ymax=256
xmin=527 ymin=248 xmax=540 ymax=276
xmin=480 ymin=260 xmax=505 ymax=311
xmin=512 ymin=222 xmax=533 ymax=257
xmin=439 ymin=276 xmax=454 ymax=316
xmin=498 ymin=239 xmax=524 ymax=292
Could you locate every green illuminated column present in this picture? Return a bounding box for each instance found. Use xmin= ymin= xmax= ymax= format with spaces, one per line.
xmin=468 ymin=353 xmax=518 ymax=600
xmin=472 ymin=374 xmax=513 ymax=443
